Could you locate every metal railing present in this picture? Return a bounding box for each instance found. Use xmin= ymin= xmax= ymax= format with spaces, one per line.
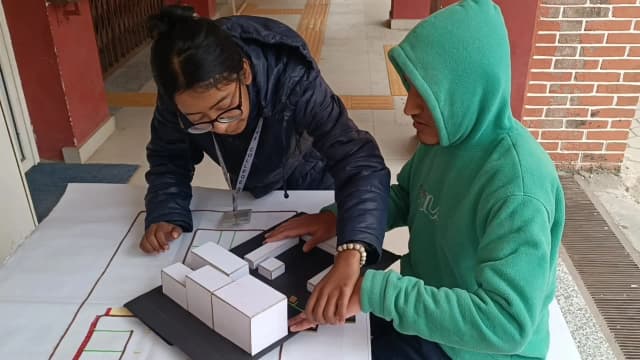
xmin=89 ymin=0 xmax=164 ymax=75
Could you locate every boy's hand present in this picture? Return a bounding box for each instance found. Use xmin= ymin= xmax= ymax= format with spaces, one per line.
xmin=304 ymin=250 xmax=361 ymax=325
xmin=264 ymin=212 xmax=336 ymax=252
xmin=290 ymin=275 xmax=363 ymax=332
xmin=140 ymin=222 xmax=182 ymax=254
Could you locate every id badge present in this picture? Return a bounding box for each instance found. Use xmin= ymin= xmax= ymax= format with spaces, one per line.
xmin=219 ymin=209 xmax=252 ymax=226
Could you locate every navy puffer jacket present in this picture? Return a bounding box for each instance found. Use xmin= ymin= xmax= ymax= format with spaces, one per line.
xmin=144 ymin=16 xmax=390 ymax=260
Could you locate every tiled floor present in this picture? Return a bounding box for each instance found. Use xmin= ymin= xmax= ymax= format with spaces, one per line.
xmin=90 ymin=1 xmax=620 ymax=358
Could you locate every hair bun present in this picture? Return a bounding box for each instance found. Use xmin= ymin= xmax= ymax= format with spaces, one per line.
xmin=148 ymin=5 xmax=196 ymax=38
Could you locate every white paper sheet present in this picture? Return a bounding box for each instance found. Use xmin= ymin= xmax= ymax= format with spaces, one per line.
xmin=0 ymin=184 xmax=579 ymax=360
xmin=1 ymin=184 xmax=371 ymax=360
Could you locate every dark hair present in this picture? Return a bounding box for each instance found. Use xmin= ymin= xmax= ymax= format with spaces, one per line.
xmin=148 ymin=5 xmax=244 ymax=97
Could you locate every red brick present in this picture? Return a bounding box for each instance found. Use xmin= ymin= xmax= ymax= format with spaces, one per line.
xmin=582 ymin=153 xmax=625 ymax=163
xmin=530 ymin=72 xmax=573 ymax=82
xmin=585 ymin=20 xmax=633 ymax=31
xmin=623 ymin=72 xmax=640 ymax=82
xmin=606 ymin=142 xmax=628 ymax=151
xmin=612 ymin=6 xmax=640 ymax=18
xmin=590 ymin=108 xmax=637 ymax=118
xmin=523 ymin=119 xmax=565 ymax=128
xmin=543 ymin=0 xmax=586 ymax=4
xmin=550 ymin=83 xmax=595 ymax=94
xmin=574 ymin=72 xmax=620 ymax=82
xmin=597 ymin=84 xmax=640 ymax=93
xmin=523 ymin=107 xmax=545 ymax=117
xmin=549 ymin=152 xmax=580 ymax=162
xmin=601 ymin=59 xmax=640 ymax=70
xmin=555 ymin=163 xmax=578 ymax=171
xmin=616 ymin=96 xmax=640 ymax=106
xmin=536 ymin=33 xmax=558 ymax=44
xmin=529 ymin=58 xmax=553 ymax=70
xmin=607 ymin=33 xmax=640 ymax=44
xmin=581 ymin=46 xmax=627 ymax=57
xmin=541 ymin=142 xmax=560 ymax=151
xmin=527 ymin=83 xmax=549 ymax=94
xmin=562 ymin=7 xmax=610 ymax=18
xmin=611 ymin=120 xmax=633 ymax=128
xmin=557 ymin=46 xmax=579 ymax=57
xmin=608 ymin=0 xmax=640 ymax=4
xmin=586 ymin=130 xmax=630 ymax=140
xmin=541 ymin=130 xmax=585 ymax=140
xmin=559 ymin=33 xmax=605 ymax=44
xmin=561 ymin=142 xmax=604 ymax=151
xmin=540 ymin=6 xmax=561 ymax=18
xmin=538 ymin=20 xmax=584 ymax=32
xmin=537 ymin=20 xmax=561 ymax=32
xmin=570 ymin=95 xmax=614 ymax=106
xmin=546 ymin=107 xmax=590 ymax=118
xmin=565 ymin=120 xmax=610 ymax=129
xmin=579 ymin=162 xmax=622 ymax=171
xmin=636 ymin=21 xmax=640 ymax=31
xmin=526 ymin=95 xmax=569 ymax=106
xmin=530 ymin=130 xmax=541 ymax=140
xmin=534 ymin=46 xmax=558 ymax=56
xmin=554 ymin=59 xmax=599 ymax=69
xmin=629 ymin=47 xmax=640 ymax=57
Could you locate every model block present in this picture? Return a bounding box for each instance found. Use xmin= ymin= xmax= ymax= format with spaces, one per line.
xmin=186 ymin=241 xmax=249 ymax=280
xmin=244 ymin=238 xmax=298 ymax=269
xmin=302 ymin=235 xmax=337 ymax=255
xmin=307 ymin=266 xmax=333 ymax=292
xmin=257 ymin=257 xmax=285 ymax=280
xmin=161 ymin=262 xmax=193 ymax=309
xmin=212 ymin=275 xmax=288 ymax=355
xmin=185 ymin=265 xmax=233 ymax=328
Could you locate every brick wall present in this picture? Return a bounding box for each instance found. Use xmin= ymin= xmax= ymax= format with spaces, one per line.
xmin=524 ymin=0 xmax=640 ymax=170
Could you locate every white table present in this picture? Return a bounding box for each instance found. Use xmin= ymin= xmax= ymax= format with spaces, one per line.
xmin=0 ymin=184 xmax=371 ymax=360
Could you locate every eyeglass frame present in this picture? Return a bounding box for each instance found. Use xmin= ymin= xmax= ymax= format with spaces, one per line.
xmin=183 ymin=79 xmax=244 ymax=134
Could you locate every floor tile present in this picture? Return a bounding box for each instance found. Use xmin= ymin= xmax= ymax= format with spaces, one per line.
xmin=348 ymin=110 xmax=374 ymax=134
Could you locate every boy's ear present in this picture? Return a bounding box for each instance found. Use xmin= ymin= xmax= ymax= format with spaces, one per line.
xmin=242 ymin=59 xmax=253 ymax=85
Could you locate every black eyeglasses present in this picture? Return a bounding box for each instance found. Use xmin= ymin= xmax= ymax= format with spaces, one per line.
xmin=186 ymin=80 xmax=244 ymax=134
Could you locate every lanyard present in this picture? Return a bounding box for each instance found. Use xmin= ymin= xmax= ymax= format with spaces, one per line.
xmin=212 ymin=118 xmax=263 ymax=212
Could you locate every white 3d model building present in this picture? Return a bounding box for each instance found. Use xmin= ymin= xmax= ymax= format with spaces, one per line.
xmin=212 ymin=275 xmax=287 ymax=355
xmin=161 ymin=241 xmax=289 ymax=355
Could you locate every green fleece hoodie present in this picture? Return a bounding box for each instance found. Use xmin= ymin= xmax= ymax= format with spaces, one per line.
xmin=360 ymin=1 xmax=565 ymax=359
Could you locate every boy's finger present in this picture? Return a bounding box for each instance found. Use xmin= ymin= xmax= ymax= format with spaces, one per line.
xmin=305 ymin=287 xmax=320 ymax=323
xmin=337 ymin=288 xmax=349 ymax=323
xmin=288 ymin=311 xmax=314 ymax=331
xmin=324 ymin=291 xmax=339 ymax=324
xmin=287 ymin=313 xmax=306 ymax=327
xmin=312 ymin=288 xmax=330 ymax=324
xmin=290 ymin=318 xmax=317 ymax=332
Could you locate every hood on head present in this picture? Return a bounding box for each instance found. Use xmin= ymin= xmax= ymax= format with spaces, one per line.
xmin=389 ymin=0 xmax=514 ymax=147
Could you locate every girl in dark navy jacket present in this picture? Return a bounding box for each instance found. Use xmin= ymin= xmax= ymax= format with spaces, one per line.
xmin=142 ymin=6 xmax=389 ymax=325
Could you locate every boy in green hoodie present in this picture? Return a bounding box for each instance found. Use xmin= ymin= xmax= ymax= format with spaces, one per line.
xmin=266 ymin=1 xmax=565 ymax=359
